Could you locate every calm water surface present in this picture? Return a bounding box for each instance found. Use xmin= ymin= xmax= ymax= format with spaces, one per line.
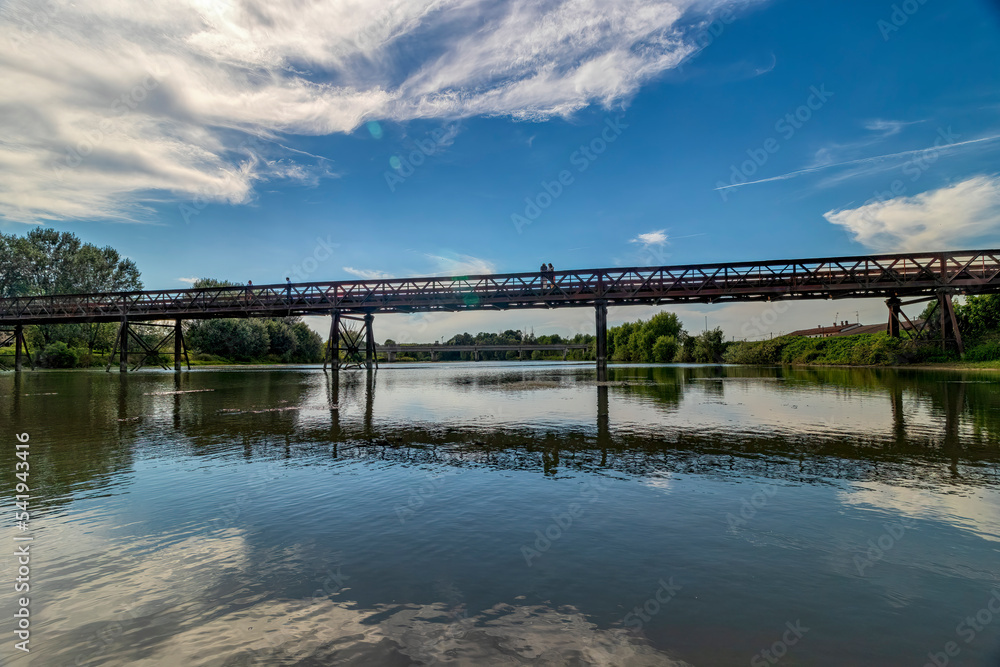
xmin=1 ymin=362 xmax=999 ymax=666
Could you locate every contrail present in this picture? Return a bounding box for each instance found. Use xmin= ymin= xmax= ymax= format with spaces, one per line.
xmin=715 ymin=134 xmax=1000 ymax=191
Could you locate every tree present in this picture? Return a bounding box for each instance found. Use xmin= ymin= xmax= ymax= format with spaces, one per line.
xmin=693 ymin=327 xmax=727 ymax=363
xmin=0 ymin=228 xmax=141 ymax=297
xmin=633 ymin=312 xmax=684 ymax=362
xmin=0 ymin=228 xmax=143 ymax=351
xmin=652 ymin=335 xmax=678 ymax=363
xmin=187 ymin=319 xmax=270 ymax=360
xmin=955 ymin=294 xmax=1000 ymax=343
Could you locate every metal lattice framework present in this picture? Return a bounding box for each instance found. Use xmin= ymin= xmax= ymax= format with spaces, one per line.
xmin=2 ymin=249 xmax=1000 ymax=325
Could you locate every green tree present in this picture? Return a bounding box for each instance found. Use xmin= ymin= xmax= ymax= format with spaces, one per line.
xmin=652 ymin=335 xmax=678 ymax=363
xmin=0 ymin=228 xmax=141 ymax=298
xmin=693 ymin=327 xmax=727 ymax=363
xmin=955 ymin=293 xmax=1000 ymax=343
xmin=291 ymin=322 xmax=323 ymax=362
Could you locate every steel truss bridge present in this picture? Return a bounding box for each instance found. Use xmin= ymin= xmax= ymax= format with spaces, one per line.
xmin=2 ymin=249 xmax=999 ymax=376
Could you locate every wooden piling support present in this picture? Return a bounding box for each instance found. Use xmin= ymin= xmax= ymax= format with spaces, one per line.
xmin=595 ymin=301 xmax=608 ymax=382
xmin=14 ymin=323 xmax=22 ymax=373
xmin=119 ymin=316 xmax=129 ymax=373
xmin=174 ymin=319 xmax=183 ymax=372
xmin=886 ymin=296 xmax=901 ymax=338
xmin=364 ymin=313 xmax=375 ymax=371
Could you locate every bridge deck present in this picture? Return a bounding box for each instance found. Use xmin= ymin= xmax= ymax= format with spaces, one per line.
xmin=2 ymin=249 xmax=999 ymax=325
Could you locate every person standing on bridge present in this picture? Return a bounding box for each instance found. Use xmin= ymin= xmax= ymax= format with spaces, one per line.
xmin=285 ymin=277 xmax=292 ymax=302
xmin=246 ymin=280 xmax=253 ymax=305
xmin=547 ymin=263 xmax=555 ymax=287
xmin=540 ymin=263 xmax=548 ymax=288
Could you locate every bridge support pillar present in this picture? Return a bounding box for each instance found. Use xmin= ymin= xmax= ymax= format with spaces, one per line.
xmin=174 ymin=319 xmax=183 ymax=372
xmin=324 ymin=311 xmax=341 ymax=372
xmin=14 ymin=324 xmax=24 ymax=372
xmin=14 ymin=324 xmax=23 ymax=373
xmin=938 ymin=291 xmax=964 ymax=355
xmin=119 ymin=316 xmax=129 ymax=373
xmin=388 ymin=351 xmax=396 ymax=363
xmin=364 ymin=313 xmax=375 ymax=371
xmin=886 ymin=297 xmax=901 ymax=338
xmin=595 ymin=301 xmax=608 ymax=382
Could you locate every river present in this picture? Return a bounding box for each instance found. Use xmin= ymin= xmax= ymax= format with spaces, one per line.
xmin=1 ymin=362 xmax=999 ymax=665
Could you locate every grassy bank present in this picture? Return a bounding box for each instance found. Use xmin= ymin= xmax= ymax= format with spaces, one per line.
xmin=723 ymin=333 xmax=946 ymax=367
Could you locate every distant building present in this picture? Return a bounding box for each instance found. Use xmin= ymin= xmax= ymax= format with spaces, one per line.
xmin=787 ymin=321 xmax=862 ymax=338
xmin=787 ymin=319 xmax=922 ymax=338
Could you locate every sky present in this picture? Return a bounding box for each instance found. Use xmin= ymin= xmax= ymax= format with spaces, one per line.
xmin=2 ymin=0 xmax=1000 ymax=343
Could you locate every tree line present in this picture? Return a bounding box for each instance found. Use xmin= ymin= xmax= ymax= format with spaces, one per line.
xmin=412 ymin=313 xmax=729 ymax=364
xmin=0 ymin=229 xmax=322 ymax=367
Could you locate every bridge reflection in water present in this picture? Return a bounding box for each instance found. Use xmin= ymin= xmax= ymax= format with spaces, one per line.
xmin=5 ymin=364 xmax=997 ymax=507
xmin=3 ymin=363 xmax=1000 ymax=665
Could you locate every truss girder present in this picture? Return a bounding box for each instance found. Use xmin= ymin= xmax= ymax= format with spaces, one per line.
xmin=3 ymin=250 xmax=1000 ymax=324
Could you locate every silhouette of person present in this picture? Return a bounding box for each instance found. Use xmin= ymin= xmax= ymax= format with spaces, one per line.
xmin=547 ymin=263 xmax=555 ymax=286
xmin=539 ymin=263 xmax=547 ymax=287
xmin=285 ymin=277 xmax=292 ymax=301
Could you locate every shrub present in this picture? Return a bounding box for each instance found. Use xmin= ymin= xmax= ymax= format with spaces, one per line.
xmin=964 ymin=341 xmax=1000 ymax=362
xmin=40 ymin=342 xmax=78 ymax=368
xmin=651 ymin=335 xmax=678 ymax=363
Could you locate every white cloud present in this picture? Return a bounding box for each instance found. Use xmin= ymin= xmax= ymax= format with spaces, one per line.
xmin=862 ymin=119 xmax=918 ymax=137
xmin=177 ymin=276 xmax=199 ymax=284
xmin=630 ymin=229 xmax=668 ymax=246
xmin=342 ymin=266 xmax=393 ymax=280
xmin=426 ymin=253 xmax=496 ymax=276
xmin=0 ymin=0 xmax=758 ymax=223
xmin=824 ymin=175 xmax=1000 ymax=251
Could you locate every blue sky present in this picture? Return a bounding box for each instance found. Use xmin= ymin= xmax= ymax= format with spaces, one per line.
xmin=2 ymin=0 xmax=1000 ymax=341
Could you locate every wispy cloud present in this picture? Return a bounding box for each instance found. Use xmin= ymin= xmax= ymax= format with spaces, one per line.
xmin=177 ymin=276 xmax=199 ymax=284
xmin=426 ymin=253 xmax=496 ymax=276
xmin=824 ymin=175 xmax=1000 ymax=251
xmin=342 ymin=267 xmax=393 ymax=280
xmin=863 ymin=119 xmax=921 ymax=137
xmin=0 ymin=0 xmax=761 ymax=223
xmin=716 ymin=133 xmax=1000 ymax=191
xmin=630 ymin=229 xmax=669 ymax=246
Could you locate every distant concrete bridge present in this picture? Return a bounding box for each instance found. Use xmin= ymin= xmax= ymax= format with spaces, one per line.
xmin=379 ymin=343 xmax=590 ymax=362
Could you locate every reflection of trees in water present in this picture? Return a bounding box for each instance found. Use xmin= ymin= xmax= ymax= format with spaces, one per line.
xmin=4 ymin=366 xmax=1000 ymax=509
xmin=0 ymin=373 xmax=136 ymax=510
